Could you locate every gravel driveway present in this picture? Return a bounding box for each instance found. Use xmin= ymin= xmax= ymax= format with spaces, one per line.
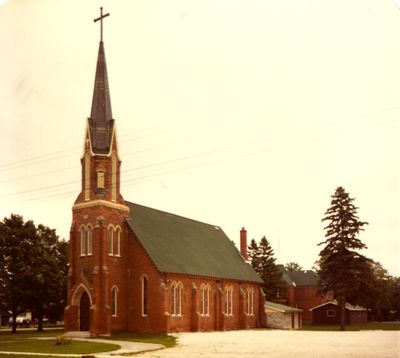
xmin=138 ymin=330 xmax=400 ymax=358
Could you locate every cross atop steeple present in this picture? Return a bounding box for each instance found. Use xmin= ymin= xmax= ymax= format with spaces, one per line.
xmin=89 ymin=7 xmax=114 ymax=154
xmin=94 ymin=7 xmax=110 ymax=43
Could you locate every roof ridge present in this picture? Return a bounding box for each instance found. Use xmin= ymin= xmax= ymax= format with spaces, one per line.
xmin=125 ymin=201 xmax=263 ymax=283
xmin=126 ymin=201 xmax=221 ymax=229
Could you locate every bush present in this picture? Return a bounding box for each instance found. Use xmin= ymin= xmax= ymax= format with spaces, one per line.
xmin=55 ymin=335 xmax=72 ymax=345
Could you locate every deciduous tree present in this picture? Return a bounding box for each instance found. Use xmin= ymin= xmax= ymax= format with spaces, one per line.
xmin=0 ymin=214 xmax=37 ymax=332
xmin=0 ymin=214 xmax=68 ymax=332
xmin=284 ymin=262 xmax=303 ymax=271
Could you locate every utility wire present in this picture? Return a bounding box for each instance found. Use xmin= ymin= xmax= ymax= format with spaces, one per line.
xmin=1 ymin=116 xmax=397 ymax=205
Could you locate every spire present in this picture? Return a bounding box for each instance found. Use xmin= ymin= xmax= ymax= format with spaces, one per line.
xmin=89 ymin=8 xmax=114 ymax=154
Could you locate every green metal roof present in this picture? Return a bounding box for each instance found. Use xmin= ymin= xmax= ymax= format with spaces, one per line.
xmin=282 ymin=270 xmax=319 ymax=286
xmin=126 ymin=202 xmax=263 ymax=283
xmin=265 ymin=301 xmax=303 ymax=313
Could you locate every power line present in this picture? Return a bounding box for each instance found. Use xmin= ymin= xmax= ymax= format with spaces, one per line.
xmin=2 ymin=116 xmax=397 ymax=205
xmin=0 ymin=121 xmax=178 ymax=172
xmin=0 ymin=120 xmax=398 ymax=203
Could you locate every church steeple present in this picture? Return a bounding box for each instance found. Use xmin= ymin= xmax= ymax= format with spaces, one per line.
xmin=88 ymin=7 xmax=113 ymax=154
xmin=88 ymin=41 xmax=114 ymax=154
xmin=75 ymin=7 xmax=126 ymax=205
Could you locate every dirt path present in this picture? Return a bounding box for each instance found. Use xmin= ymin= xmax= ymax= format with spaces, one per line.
xmin=138 ymin=330 xmax=400 ymax=358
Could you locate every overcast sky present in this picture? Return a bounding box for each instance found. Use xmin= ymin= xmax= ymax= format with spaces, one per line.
xmin=0 ymin=0 xmax=399 ymax=276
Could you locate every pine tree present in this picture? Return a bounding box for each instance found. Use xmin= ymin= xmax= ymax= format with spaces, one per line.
xmin=247 ymin=239 xmax=260 ymax=271
xmin=317 ymin=186 xmax=370 ymax=330
xmin=248 ymin=236 xmax=282 ymax=300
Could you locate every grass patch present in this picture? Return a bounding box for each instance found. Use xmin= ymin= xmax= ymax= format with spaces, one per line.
xmin=0 ymin=355 xmax=72 ymax=358
xmin=0 ymin=328 xmax=63 ymax=338
xmin=106 ymin=332 xmax=177 ymax=348
xmin=0 ymin=329 xmax=118 ymax=355
xmin=301 ymin=322 xmax=400 ymax=331
xmin=0 ymin=338 xmax=119 ymax=354
xmin=0 ymin=328 xmax=175 ymax=356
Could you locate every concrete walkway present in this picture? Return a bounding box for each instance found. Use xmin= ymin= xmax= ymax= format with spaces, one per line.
xmin=0 ymin=337 xmax=165 ymax=357
xmin=83 ymin=338 xmax=164 ymax=357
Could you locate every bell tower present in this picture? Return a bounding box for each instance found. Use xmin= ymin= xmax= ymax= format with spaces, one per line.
xmin=65 ymin=8 xmax=130 ymax=336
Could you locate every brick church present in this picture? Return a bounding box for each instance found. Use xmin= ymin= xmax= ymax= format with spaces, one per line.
xmin=64 ymin=10 xmax=265 ymax=336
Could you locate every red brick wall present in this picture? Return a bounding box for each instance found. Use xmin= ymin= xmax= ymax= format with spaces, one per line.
xmin=286 ymin=286 xmax=330 ymax=322
xmin=161 ymin=276 xmax=262 ymax=332
xmin=65 ymin=142 xmax=265 ymax=334
xmin=66 ymin=205 xmax=265 ymax=335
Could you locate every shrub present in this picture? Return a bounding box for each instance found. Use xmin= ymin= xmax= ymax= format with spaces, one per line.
xmin=55 ymin=335 xmax=72 ymax=345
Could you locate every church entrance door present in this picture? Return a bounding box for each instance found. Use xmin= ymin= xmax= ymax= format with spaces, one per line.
xmin=79 ymin=292 xmax=90 ymax=331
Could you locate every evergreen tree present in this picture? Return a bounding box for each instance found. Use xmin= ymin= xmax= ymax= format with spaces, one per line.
xmin=317 ymin=187 xmax=370 ymax=330
xmin=248 ymin=236 xmax=282 ymax=300
xmin=247 ymin=239 xmax=260 ymax=270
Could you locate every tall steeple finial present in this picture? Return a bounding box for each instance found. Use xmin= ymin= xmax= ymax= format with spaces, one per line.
xmin=94 ymin=7 xmax=110 ymax=43
xmin=89 ymin=7 xmax=114 ymax=154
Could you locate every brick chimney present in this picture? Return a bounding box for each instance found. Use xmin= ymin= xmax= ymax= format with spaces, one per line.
xmin=240 ymin=227 xmax=248 ymax=261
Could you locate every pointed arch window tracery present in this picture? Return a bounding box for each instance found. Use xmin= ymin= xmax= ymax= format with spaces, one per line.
xmin=224 ymin=285 xmax=233 ymax=316
xmin=80 ymin=226 xmax=86 ymax=256
xmin=87 ymin=225 xmax=93 ymax=255
xmin=200 ymin=284 xmax=210 ymax=316
xmin=80 ymin=225 xmax=93 ymax=256
xmin=111 ymin=286 xmax=118 ymax=317
xmin=171 ymin=281 xmax=183 ymax=316
xmin=246 ymin=287 xmax=254 ymax=316
xmin=108 ymin=225 xmax=121 ymax=257
xmin=141 ymin=275 xmax=148 ymax=316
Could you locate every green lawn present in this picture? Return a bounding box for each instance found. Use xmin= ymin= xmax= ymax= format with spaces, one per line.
xmin=301 ymin=322 xmax=400 ymax=331
xmin=0 ymin=338 xmax=119 ymax=354
xmin=103 ymin=331 xmax=176 ymax=348
xmin=0 ymin=355 xmax=73 ymax=358
xmin=0 ymin=327 xmax=175 ymax=357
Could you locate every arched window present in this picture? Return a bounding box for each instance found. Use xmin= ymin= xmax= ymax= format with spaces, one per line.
xmin=111 ymin=286 xmax=118 ymax=317
xmin=200 ymin=284 xmax=210 ymax=316
xmin=246 ymin=287 xmax=254 ymax=315
xmin=225 ymin=286 xmax=233 ymax=316
xmin=111 ymin=152 xmax=117 ymax=202
xmin=84 ymin=151 xmax=91 ymax=201
xmin=96 ymin=168 xmax=105 ymax=189
xmin=171 ymin=281 xmax=183 ymax=316
xmin=141 ymin=275 xmax=148 ymax=316
xmin=108 ymin=226 xmax=114 ymax=255
xmin=80 ymin=227 xmax=86 ymax=256
xmin=115 ymin=227 xmax=121 ymax=256
xmin=87 ymin=225 xmax=93 ymax=255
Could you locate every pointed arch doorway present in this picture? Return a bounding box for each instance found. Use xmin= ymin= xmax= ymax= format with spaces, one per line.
xmin=79 ymin=291 xmax=90 ymax=331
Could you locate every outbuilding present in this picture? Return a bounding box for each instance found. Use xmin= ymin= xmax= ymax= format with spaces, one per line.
xmin=310 ymin=301 xmax=368 ymax=325
xmin=265 ymin=301 xmax=303 ymax=329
